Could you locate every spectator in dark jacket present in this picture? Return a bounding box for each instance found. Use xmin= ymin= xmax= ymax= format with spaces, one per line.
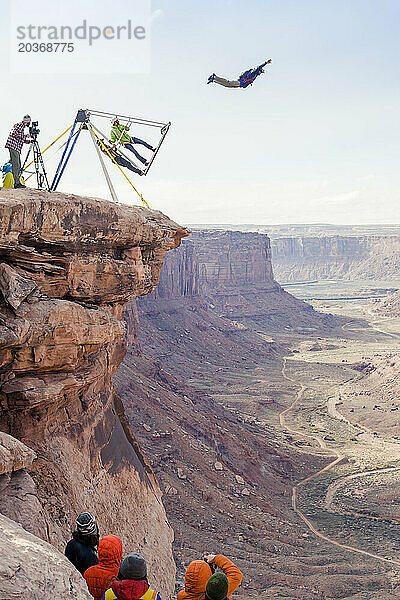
xmin=65 ymin=512 xmax=99 ymax=575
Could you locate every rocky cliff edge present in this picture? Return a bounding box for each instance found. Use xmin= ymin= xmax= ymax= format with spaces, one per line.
xmin=0 ymin=189 xmax=188 ymax=598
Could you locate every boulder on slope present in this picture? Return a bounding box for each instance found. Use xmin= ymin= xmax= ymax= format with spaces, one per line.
xmin=0 ymin=513 xmax=91 ymax=600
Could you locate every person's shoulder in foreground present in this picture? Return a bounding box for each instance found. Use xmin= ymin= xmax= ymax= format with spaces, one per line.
xmin=102 ymin=552 xmax=162 ymax=600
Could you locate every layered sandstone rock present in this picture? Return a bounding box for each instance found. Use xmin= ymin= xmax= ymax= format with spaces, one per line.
xmin=153 ymin=238 xmax=200 ymax=299
xmin=138 ymin=229 xmax=337 ymax=332
xmin=271 ymin=235 xmax=400 ymax=282
xmin=0 ymin=513 xmax=91 ymax=600
xmin=152 ymin=230 xmax=275 ymax=301
xmin=0 ymin=189 xmax=187 ymax=597
xmin=0 ymin=432 xmax=46 ymax=539
xmin=0 ymin=431 xmax=36 ymax=474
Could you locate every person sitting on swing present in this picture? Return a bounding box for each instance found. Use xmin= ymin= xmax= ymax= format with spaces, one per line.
xmin=110 ymin=118 xmax=155 ymax=166
xmin=97 ymin=139 xmax=143 ymax=176
xmin=208 ymin=59 xmax=272 ymax=88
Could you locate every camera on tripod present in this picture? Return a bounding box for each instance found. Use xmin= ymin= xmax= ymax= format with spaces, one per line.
xmin=21 ymin=120 xmax=49 ymax=191
xmin=29 ymin=121 xmax=40 ymax=141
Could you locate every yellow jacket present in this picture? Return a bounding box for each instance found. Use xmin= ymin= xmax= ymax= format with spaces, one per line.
xmin=2 ymin=172 xmax=14 ymax=188
xmin=103 ymin=586 xmax=160 ymax=600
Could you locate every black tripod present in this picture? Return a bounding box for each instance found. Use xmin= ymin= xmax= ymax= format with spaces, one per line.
xmin=21 ymin=137 xmax=50 ymax=191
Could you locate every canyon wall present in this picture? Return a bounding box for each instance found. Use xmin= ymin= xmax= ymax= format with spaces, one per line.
xmin=271 ymin=235 xmax=400 ymax=282
xmin=153 ymin=230 xmax=274 ymax=300
xmin=138 ymin=230 xmax=337 ymax=333
xmin=116 ymin=229 xmax=393 ymax=599
xmin=0 ymin=190 xmax=187 ymax=598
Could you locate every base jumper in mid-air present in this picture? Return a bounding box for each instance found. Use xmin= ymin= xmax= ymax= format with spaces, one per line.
xmin=208 ymin=59 xmax=272 ymax=88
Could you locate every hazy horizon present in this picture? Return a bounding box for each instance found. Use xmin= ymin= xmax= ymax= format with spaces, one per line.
xmin=186 ymin=222 xmax=400 ymax=227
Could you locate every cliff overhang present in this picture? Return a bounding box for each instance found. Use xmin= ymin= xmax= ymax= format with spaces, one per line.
xmin=0 ymin=189 xmax=188 ymax=598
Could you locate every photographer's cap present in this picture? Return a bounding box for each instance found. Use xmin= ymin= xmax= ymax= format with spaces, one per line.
xmin=23 ymin=115 xmax=31 ymax=123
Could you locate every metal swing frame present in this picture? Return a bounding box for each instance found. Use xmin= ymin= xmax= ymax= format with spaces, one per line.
xmin=47 ymin=108 xmax=171 ymax=208
xmin=87 ymin=108 xmax=171 ymax=176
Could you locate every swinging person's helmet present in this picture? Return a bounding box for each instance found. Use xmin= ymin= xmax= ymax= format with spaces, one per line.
xmin=2 ymin=163 xmax=12 ymax=174
xmin=113 ymin=118 xmax=119 ymax=126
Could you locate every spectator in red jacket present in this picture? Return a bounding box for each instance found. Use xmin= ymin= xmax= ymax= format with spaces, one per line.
xmin=84 ymin=535 xmax=123 ymax=600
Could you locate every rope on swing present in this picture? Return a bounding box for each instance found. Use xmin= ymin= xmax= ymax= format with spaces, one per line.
xmin=89 ymin=124 xmax=150 ymax=210
xmin=23 ymin=129 xmax=82 ymax=182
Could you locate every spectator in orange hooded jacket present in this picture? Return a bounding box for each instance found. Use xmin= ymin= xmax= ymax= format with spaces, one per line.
xmin=84 ymin=535 xmax=123 ymax=600
xmin=177 ymin=554 xmax=242 ymax=600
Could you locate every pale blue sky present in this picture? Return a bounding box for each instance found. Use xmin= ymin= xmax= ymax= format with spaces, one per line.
xmin=0 ymin=0 xmax=399 ymax=225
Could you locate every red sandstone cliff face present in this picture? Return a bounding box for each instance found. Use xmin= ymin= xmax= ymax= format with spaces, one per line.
xmin=153 ymin=238 xmax=201 ymax=299
xmin=137 ymin=229 xmax=339 ymax=338
xmin=152 ymin=230 xmax=275 ymax=299
xmin=0 ymin=190 xmax=187 ymax=598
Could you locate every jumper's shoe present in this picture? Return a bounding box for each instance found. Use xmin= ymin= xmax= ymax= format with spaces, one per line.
xmin=207 ymin=73 xmax=216 ymax=84
xmin=14 ymin=183 xmax=26 ymax=189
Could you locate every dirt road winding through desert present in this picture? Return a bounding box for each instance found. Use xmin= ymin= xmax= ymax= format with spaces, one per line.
xmin=279 ymin=358 xmax=400 ymax=568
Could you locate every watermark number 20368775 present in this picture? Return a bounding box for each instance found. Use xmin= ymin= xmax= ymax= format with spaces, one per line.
xmin=18 ymin=42 xmax=75 ymax=53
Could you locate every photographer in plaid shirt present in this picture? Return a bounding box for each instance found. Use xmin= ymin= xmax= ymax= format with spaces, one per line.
xmin=5 ymin=115 xmax=32 ymax=188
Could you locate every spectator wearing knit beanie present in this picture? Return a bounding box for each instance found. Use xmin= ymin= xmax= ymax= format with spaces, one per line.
xmin=102 ymin=552 xmax=163 ymax=600
xmin=65 ymin=512 xmax=99 ymax=575
xmin=206 ymin=573 xmax=229 ymax=600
